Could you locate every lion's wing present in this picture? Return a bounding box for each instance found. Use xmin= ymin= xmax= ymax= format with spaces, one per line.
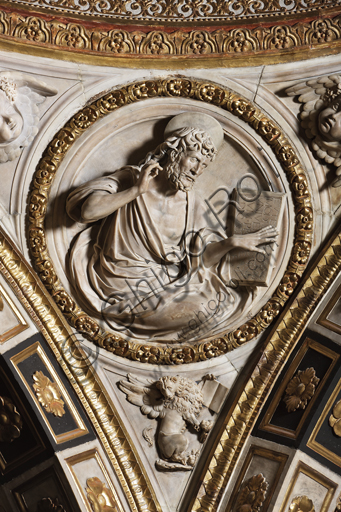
xmin=118 ymin=374 xmax=164 ymax=419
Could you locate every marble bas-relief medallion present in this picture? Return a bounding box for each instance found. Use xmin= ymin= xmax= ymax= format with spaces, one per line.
xmin=0 ymin=71 xmax=57 ymax=163
xmin=286 ymin=74 xmax=341 ymax=187
xmin=119 ymin=373 xmax=228 ymax=471
xmin=29 ymin=78 xmax=312 ymax=362
xmin=66 ymin=112 xmax=280 ymax=343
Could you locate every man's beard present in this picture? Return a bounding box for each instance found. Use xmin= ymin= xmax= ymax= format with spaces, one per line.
xmin=164 ymin=160 xmax=195 ymax=192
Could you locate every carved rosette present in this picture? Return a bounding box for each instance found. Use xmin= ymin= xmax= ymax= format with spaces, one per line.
xmin=283 ymin=368 xmax=320 ymax=413
xmin=86 ymin=477 xmax=118 ymax=512
xmin=289 ymin=496 xmax=315 ymax=512
xmin=329 ymin=399 xmax=341 ymax=436
xmin=236 ymin=473 xmax=268 ymax=512
xmin=0 ymin=395 xmax=22 ymax=442
xmin=32 ymin=371 xmax=65 ymax=417
xmin=28 ymin=78 xmax=313 ymax=365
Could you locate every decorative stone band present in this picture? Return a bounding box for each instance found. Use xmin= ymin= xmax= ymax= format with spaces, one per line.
xmin=1 ymin=8 xmax=341 ymax=65
xmin=28 ymin=77 xmax=313 ymax=364
xmin=0 ymin=0 xmax=338 ymax=23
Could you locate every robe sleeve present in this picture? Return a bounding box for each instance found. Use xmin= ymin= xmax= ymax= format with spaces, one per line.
xmin=66 ymin=167 xmax=137 ymax=223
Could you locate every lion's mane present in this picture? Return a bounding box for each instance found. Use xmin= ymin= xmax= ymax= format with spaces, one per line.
xmin=157 ymin=376 xmax=204 ymax=417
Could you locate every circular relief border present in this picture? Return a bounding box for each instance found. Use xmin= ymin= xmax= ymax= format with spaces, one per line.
xmin=28 ymin=78 xmax=313 ymax=365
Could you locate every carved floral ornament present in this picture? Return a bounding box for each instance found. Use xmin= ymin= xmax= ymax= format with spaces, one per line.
xmin=235 ymin=473 xmax=268 ymax=512
xmin=289 ymin=496 xmax=315 ymax=512
xmin=283 ymin=367 xmax=320 ymax=413
xmin=32 ymin=370 xmax=65 ymax=417
xmin=0 ymin=395 xmax=22 ymax=442
xmin=0 ymin=10 xmax=341 ymax=62
xmin=329 ymin=398 xmax=341 ymax=436
xmin=86 ymin=477 xmax=118 ymax=512
xmin=28 ymin=78 xmax=313 ymax=365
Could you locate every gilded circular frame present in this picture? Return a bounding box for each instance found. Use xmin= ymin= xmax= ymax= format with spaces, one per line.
xmin=28 ymin=78 xmax=313 ymax=365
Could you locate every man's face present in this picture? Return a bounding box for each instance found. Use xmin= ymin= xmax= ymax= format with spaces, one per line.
xmin=166 ymin=149 xmax=210 ymax=191
xmin=318 ymin=105 xmax=341 ymax=142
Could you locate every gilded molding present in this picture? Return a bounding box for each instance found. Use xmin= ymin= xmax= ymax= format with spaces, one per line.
xmin=192 ymin=230 xmax=341 ymax=512
xmin=0 ymin=229 xmax=160 ymax=512
xmin=1 ymin=8 xmax=341 ymax=65
xmin=28 ymin=77 xmax=313 ymax=364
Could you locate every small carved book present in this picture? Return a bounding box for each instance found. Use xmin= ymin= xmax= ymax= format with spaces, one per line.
xmin=228 ymin=189 xmax=285 ymax=287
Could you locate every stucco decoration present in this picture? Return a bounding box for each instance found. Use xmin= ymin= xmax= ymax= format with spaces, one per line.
xmin=283 ymin=367 xmax=320 ymax=413
xmin=66 ymin=113 xmax=279 ymax=342
xmin=118 ymin=374 xmax=224 ymax=471
xmin=0 ymin=71 xmax=57 ymax=163
xmin=286 ymin=74 xmax=341 ymax=187
xmin=28 ymin=78 xmax=312 ymax=364
xmin=235 ymin=473 xmax=268 ymax=512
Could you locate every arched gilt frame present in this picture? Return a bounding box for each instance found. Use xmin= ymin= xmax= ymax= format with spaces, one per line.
xmin=28 ymin=77 xmax=313 ymax=365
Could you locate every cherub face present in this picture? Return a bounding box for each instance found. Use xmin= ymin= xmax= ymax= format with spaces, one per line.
xmin=0 ymin=92 xmax=23 ymax=144
xmin=318 ymin=105 xmax=341 ymax=142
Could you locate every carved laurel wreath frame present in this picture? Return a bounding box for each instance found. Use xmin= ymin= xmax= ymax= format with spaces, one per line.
xmin=28 ymin=77 xmax=313 ymax=365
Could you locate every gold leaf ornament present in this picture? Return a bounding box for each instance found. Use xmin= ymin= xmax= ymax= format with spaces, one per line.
xmin=283 ymin=367 xmax=320 ymax=413
xmin=86 ymin=477 xmax=118 ymax=512
xmin=289 ymin=495 xmax=315 ymax=512
xmin=329 ymin=399 xmax=341 ymax=436
xmin=236 ymin=473 xmax=268 ymax=512
xmin=32 ymin=370 xmax=65 ymax=417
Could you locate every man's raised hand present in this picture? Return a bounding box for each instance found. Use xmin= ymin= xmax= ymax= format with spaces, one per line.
xmin=137 ymin=160 xmax=162 ymax=194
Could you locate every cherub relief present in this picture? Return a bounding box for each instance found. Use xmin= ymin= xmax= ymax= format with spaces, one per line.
xmin=118 ymin=374 xmax=217 ymax=470
xmin=286 ymin=74 xmax=341 ymax=187
xmin=0 ymin=71 xmax=57 ymax=163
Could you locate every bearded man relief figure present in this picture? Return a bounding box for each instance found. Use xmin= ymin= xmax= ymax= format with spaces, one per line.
xmin=66 ymin=113 xmax=280 ymax=342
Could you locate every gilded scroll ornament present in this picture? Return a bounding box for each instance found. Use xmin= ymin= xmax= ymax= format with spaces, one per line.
xmin=283 ymin=368 xmax=320 ymax=413
xmin=32 ymin=370 xmax=65 ymax=417
xmin=329 ymin=398 xmax=341 ymax=436
xmin=86 ymin=477 xmax=118 ymax=512
xmin=0 ymin=395 xmax=22 ymax=442
xmin=235 ymin=473 xmax=268 ymax=512
xmin=28 ymin=78 xmax=313 ymax=364
xmin=289 ymin=496 xmax=315 ymax=512
xmin=37 ymin=498 xmax=66 ymax=512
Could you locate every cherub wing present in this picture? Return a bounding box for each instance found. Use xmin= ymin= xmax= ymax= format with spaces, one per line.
xmin=0 ymin=71 xmax=58 ymax=97
xmin=285 ymin=74 xmax=341 ymax=138
xmin=118 ymin=374 xmax=164 ymax=419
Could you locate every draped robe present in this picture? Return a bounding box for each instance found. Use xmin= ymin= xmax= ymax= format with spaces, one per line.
xmin=66 ymin=168 xmax=252 ymax=342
